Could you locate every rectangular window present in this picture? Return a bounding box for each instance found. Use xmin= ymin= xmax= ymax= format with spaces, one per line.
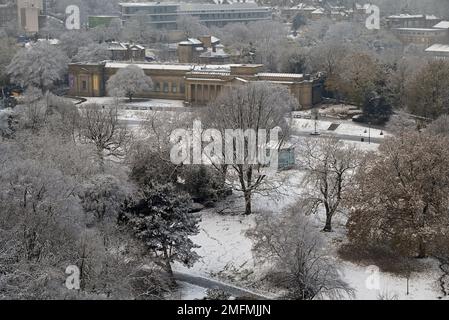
xmin=172 ymin=82 xmax=177 ymax=93
xmin=163 ymin=82 xmax=169 ymax=93
xmin=81 ymin=80 xmax=88 ymax=90
xmin=93 ymin=75 xmax=100 ymax=92
xmin=155 ymin=82 xmax=161 ymax=92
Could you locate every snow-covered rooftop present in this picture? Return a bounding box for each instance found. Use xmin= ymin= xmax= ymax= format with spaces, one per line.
xmin=425 ymin=44 xmax=449 ymax=53
xmin=105 ymin=62 xmax=193 ymax=71
xmin=433 ymin=21 xmax=449 ymax=29
xmin=257 ymin=72 xmax=304 ymax=79
xmin=387 ymin=14 xmax=424 ymax=19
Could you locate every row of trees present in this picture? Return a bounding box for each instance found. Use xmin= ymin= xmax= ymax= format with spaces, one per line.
xmin=0 ymin=90 xmax=205 ymax=298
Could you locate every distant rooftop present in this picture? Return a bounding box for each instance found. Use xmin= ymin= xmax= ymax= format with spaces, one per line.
xmin=118 ymin=1 xmax=268 ymax=10
xmin=387 ymin=14 xmax=424 ymax=19
xmin=425 ymin=44 xmax=449 ymax=53
xmin=395 ymin=27 xmax=445 ymax=32
xmin=433 ymin=21 xmax=449 ymax=29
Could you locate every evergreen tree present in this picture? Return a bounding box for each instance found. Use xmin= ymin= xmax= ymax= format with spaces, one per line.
xmin=122 ymin=183 xmax=201 ymax=278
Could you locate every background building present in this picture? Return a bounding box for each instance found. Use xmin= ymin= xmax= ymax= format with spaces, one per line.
xmin=0 ymin=1 xmax=16 ymax=28
xmin=425 ymin=44 xmax=449 ymax=60
xmin=119 ymin=2 xmax=272 ymax=29
xmin=178 ymin=36 xmax=230 ymax=64
xmin=107 ymin=42 xmax=147 ymax=61
xmin=17 ymin=0 xmax=43 ymax=33
xmin=68 ymin=62 xmax=322 ymax=108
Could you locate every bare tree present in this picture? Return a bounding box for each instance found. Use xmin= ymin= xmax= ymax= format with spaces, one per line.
xmin=346 ymin=131 xmax=449 ymax=258
xmin=79 ymin=104 xmax=132 ymax=170
xmin=247 ymin=207 xmax=354 ymax=300
xmin=299 ymin=137 xmax=361 ymax=232
xmin=201 ymin=82 xmax=296 ymax=215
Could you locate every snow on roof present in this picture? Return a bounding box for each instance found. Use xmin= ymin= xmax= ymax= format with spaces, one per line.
xmin=395 ymin=27 xmax=445 ymax=32
xmin=257 ymin=72 xmax=304 ymax=79
xmin=119 ymin=2 xmax=179 ymax=7
xmin=425 ymin=44 xmax=449 ymax=53
xmin=105 ymin=62 xmax=193 ymax=71
xmin=178 ymin=3 xmax=267 ymax=12
xmin=387 ymin=14 xmax=424 ymax=19
xmin=433 ymin=21 xmax=449 ymax=29
xmin=312 ymin=8 xmax=325 ymax=14
xmin=426 ymin=15 xmax=440 ymax=20
xmin=187 ymin=38 xmax=203 ymax=45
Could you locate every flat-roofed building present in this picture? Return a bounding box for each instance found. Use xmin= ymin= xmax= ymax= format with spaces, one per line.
xmin=387 ymin=14 xmax=442 ymax=29
xmin=68 ymin=62 xmax=322 ymax=108
xmin=118 ymin=2 xmax=272 ymax=29
xmin=393 ymin=27 xmax=448 ymax=47
xmin=425 ymin=43 xmax=449 ymax=60
xmin=17 ymin=0 xmax=43 ymax=33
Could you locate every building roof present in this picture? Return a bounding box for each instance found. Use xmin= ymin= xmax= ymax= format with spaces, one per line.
xmin=257 ymin=72 xmax=304 ymax=79
xmin=395 ymin=27 xmax=445 ymax=32
xmin=105 ymin=62 xmax=193 ymax=71
xmin=118 ymin=2 xmax=179 ymax=7
xmin=387 ymin=14 xmax=424 ymax=19
xmin=433 ymin=21 xmax=449 ymax=29
xmin=178 ymin=2 xmax=269 ymax=12
xmin=425 ymin=44 xmax=449 ymax=53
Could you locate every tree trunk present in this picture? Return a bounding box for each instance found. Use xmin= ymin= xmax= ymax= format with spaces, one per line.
xmin=244 ymin=190 xmax=252 ymax=215
xmin=417 ymin=238 xmax=426 ymax=259
xmin=323 ymin=213 xmax=333 ymax=232
xmin=163 ymin=252 xmax=175 ymax=284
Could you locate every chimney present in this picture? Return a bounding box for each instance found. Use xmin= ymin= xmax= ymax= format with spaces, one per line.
xmin=199 ymin=35 xmax=212 ymax=48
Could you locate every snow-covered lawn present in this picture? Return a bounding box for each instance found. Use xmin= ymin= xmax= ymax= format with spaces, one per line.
xmin=175 ymin=137 xmax=444 ymax=300
xmin=292 ymin=118 xmax=390 ymax=139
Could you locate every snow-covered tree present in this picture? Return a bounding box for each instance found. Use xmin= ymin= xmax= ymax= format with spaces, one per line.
xmin=0 ymin=36 xmax=18 ymax=85
xmin=59 ymin=31 xmax=95 ymax=59
xmin=247 ymin=208 xmax=354 ymax=300
xmin=6 ymin=41 xmax=69 ymax=92
xmin=73 ymin=42 xmax=112 ymax=63
xmin=299 ymin=137 xmax=361 ymax=232
xmin=122 ymin=183 xmax=201 ymax=278
xmin=176 ymin=15 xmax=210 ymax=38
xmin=79 ymin=103 xmax=132 ymax=169
xmin=107 ymin=65 xmax=153 ymax=102
xmin=202 ymin=82 xmax=296 ymax=215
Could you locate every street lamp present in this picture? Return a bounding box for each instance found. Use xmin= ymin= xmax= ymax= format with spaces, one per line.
xmin=368 ymin=121 xmax=371 ymax=144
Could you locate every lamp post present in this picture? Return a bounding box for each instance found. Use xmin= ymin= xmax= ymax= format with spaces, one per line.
xmin=368 ymin=121 xmax=371 ymax=144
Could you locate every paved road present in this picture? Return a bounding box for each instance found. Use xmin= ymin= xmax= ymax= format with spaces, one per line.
xmin=123 ymin=118 xmax=385 ymax=144
xmin=292 ymin=129 xmax=385 ymax=144
xmin=173 ymin=271 xmax=273 ymax=300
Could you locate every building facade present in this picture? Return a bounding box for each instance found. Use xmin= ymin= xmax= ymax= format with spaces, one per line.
xmin=119 ymin=2 xmax=272 ymax=29
xmin=17 ymin=0 xmax=43 ymax=33
xmin=106 ymin=42 xmax=147 ymax=61
xmin=425 ymin=44 xmax=449 ymax=60
xmin=393 ymin=27 xmax=448 ymax=46
xmin=0 ymin=2 xmax=16 ymax=28
xmin=68 ymin=62 xmax=322 ymax=109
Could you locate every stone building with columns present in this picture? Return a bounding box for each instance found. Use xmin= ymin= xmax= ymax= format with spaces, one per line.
xmin=68 ymin=62 xmax=322 ymax=109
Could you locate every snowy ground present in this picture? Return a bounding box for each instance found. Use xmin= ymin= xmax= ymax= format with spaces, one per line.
xmin=73 ymin=97 xmax=440 ymax=300
xmin=174 ymin=137 xmax=445 ymax=300
xmin=291 ymin=118 xmax=390 ymax=140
